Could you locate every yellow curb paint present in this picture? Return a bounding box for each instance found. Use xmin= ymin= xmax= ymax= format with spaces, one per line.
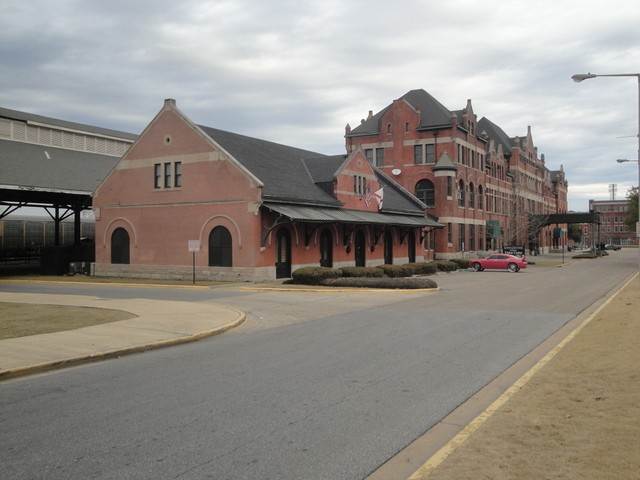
xmin=406 ymin=272 xmax=638 ymax=480
xmin=239 ymin=287 xmax=439 ymax=293
xmin=0 ymin=279 xmax=211 ymax=289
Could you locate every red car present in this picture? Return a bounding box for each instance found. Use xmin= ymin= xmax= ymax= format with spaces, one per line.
xmin=468 ymin=254 xmax=527 ymax=272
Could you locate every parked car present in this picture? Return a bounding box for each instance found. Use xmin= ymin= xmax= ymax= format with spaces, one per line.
xmin=468 ymin=254 xmax=528 ymax=272
xmin=604 ymin=244 xmax=621 ymax=251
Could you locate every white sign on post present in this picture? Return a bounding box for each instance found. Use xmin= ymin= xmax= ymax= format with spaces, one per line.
xmin=188 ymin=240 xmax=201 ymax=252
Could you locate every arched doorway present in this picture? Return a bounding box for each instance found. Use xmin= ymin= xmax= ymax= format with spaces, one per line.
xmin=111 ymin=227 xmax=130 ymax=264
xmin=320 ymin=228 xmax=333 ymax=267
xmin=354 ymin=230 xmax=366 ymax=267
xmin=384 ymin=230 xmax=393 ymax=264
xmin=275 ymin=228 xmax=292 ymax=278
xmin=408 ymin=231 xmax=416 ymax=263
xmin=209 ymin=226 xmax=232 ymax=267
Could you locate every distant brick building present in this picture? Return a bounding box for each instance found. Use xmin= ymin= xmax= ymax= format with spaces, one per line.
xmin=587 ymin=199 xmax=638 ymax=247
xmin=345 ymin=89 xmax=569 ymax=258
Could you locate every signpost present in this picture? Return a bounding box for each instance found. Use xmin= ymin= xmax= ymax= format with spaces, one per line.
xmin=188 ymin=240 xmax=200 ymax=284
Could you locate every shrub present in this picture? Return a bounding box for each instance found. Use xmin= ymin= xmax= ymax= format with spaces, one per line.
xmin=339 ymin=266 xmax=384 ymax=278
xmin=291 ymin=266 xmax=342 ymax=285
xmin=449 ymin=258 xmax=470 ymax=269
xmin=322 ymin=276 xmax=437 ymax=289
xmin=435 ymin=260 xmax=458 ymax=272
xmin=402 ymin=262 xmax=437 ymax=275
xmin=375 ymin=264 xmax=413 ymax=278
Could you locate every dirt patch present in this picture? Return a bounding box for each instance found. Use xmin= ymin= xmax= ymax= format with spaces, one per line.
xmin=421 ymin=278 xmax=640 ymax=479
xmin=0 ymin=302 xmax=136 ymax=340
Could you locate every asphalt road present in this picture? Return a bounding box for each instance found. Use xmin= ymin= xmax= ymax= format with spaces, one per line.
xmin=1 ymin=250 xmax=636 ymax=480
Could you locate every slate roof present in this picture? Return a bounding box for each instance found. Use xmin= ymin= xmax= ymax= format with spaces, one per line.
xmin=0 ymin=104 xmax=435 ymax=222
xmin=477 ymin=117 xmax=514 ymax=156
xmin=198 ymin=126 xmax=340 ymax=207
xmin=347 ymin=89 xmax=454 ymax=137
xmin=198 ymin=126 xmax=433 ymax=219
xmin=0 ymin=139 xmax=119 ymax=194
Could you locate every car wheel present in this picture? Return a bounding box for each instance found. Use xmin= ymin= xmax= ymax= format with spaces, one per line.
xmin=472 ymin=262 xmax=482 ymax=272
xmin=507 ymin=263 xmax=518 ymax=272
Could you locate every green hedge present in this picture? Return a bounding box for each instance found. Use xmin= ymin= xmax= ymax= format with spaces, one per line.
xmin=375 ymin=264 xmax=413 ymax=277
xmin=449 ymin=258 xmax=470 ymax=269
xmin=291 ymin=267 xmax=343 ymax=285
xmin=322 ymin=276 xmax=437 ymax=289
xmin=435 ymin=260 xmax=458 ymax=272
xmin=339 ymin=266 xmax=385 ymax=278
xmin=289 ymin=264 xmax=441 ymax=289
xmin=401 ymin=262 xmax=437 ymax=275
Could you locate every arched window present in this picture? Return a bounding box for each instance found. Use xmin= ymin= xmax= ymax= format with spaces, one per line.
xmin=477 ymin=185 xmax=484 ymax=210
xmin=209 ymin=226 xmax=232 ymax=267
xmin=458 ymin=180 xmax=465 ymax=207
xmin=111 ymin=227 xmax=130 ymax=264
xmin=415 ymin=179 xmax=435 ymax=207
xmin=468 ymin=182 xmax=475 ymax=209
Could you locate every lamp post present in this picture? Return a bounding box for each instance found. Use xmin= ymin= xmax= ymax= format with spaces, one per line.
xmin=572 ymin=72 xmax=640 ymax=270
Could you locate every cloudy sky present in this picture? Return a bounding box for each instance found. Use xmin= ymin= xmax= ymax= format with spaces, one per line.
xmin=1 ymin=0 xmax=639 ymax=211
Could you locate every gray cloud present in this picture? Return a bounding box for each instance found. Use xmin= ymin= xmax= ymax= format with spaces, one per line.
xmin=2 ymin=0 xmax=639 ymax=210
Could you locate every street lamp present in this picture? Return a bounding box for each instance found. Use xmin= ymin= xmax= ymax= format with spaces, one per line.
xmin=572 ymin=72 xmax=640 ymax=270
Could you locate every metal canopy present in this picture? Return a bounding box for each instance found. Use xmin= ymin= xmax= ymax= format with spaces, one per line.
xmin=263 ymin=202 xmax=443 ymax=228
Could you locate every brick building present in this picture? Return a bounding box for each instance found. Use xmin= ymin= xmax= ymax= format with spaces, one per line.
xmin=345 ymin=89 xmax=569 ymax=258
xmin=93 ymin=99 xmax=440 ymax=281
xmin=587 ymin=199 xmax=638 ymax=247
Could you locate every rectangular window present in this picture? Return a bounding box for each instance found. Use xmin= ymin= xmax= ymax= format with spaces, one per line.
xmin=447 ymin=177 xmax=452 ymax=197
xmin=174 ymin=161 xmax=182 ymax=187
xmin=447 ymin=222 xmax=453 ymax=244
xmin=365 ymin=149 xmax=373 ymax=163
xmin=414 ymin=145 xmax=423 ymax=164
xmin=458 ymin=224 xmax=465 ymax=251
xmin=469 ymin=225 xmax=475 ymax=251
xmin=353 ymin=175 xmax=365 ymax=195
xmin=154 ymin=163 xmax=162 ymax=189
xmin=164 ymin=162 xmax=172 ymax=188
xmin=375 ymin=148 xmax=384 ymax=167
xmin=426 ymin=144 xmax=435 ymax=164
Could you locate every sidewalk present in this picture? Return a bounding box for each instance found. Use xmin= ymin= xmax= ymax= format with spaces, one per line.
xmin=0 ymin=291 xmax=245 ymax=379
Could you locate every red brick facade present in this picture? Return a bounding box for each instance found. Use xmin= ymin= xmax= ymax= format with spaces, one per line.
xmin=345 ymin=90 xmax=569 ymax=258
xmin=587 ymin=199 xmax=638 ymax=247
xmin=93 ymin=100 xmax=437 ymax=281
